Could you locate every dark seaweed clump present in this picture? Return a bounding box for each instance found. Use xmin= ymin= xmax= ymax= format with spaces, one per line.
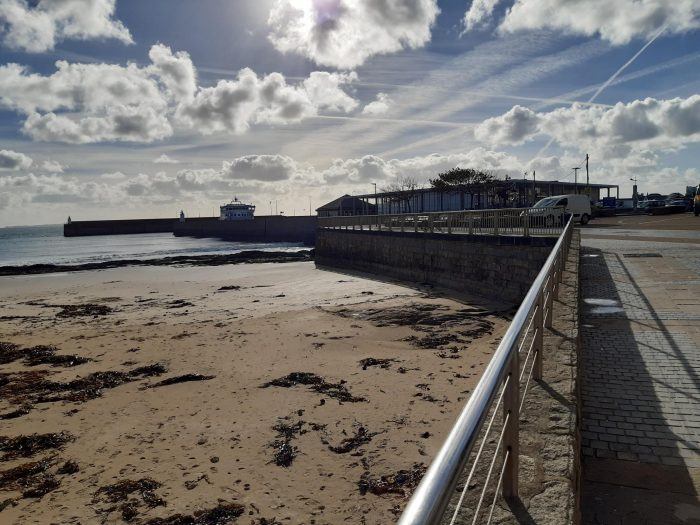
xmin=358 ymin=358 xmax=395 ymax=370
xmin=141 ymin=502 xmax=245 ymax=524
xmin=328 ymin=426 xmax=377 ymax=454
xmin=56 ymin=304 xmax=113 ymax=318
xmin=0 ymin=342 xmax=22 ymax=365
xmin=22 ymin=345 xmax=91 ymax=367
xmin=261 ymin=372 xmax=365 ymax=403
xmin=0 ymin=432 xmax=74 ymax=461
xmin=0 ymin=455 xmax=71 ymax=501
xmin=269 ymin=420 xmax=306 ymax=467
xmin=358 ymin=464 xmax=427 ymax=497
xmin=147 ymin=374 xmax=215 ymax=388
xmin=0 ymin=342 xmax=90 ymax=368
xmin=95 ymin=477 xmax=166 ymax=522
xmin=218 ymin=285 xmax=241 ymax=291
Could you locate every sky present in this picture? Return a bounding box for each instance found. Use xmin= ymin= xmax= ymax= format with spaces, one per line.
xmin=0 ymin=0 xmax=699 ymax=226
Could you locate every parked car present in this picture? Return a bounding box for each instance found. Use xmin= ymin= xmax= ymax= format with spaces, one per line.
xmin=528 ymin=194 xmax=592 ymax=225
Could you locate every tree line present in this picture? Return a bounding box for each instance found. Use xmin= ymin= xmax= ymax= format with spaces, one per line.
xmin=382 ymin=168 xmax=518 ymax=212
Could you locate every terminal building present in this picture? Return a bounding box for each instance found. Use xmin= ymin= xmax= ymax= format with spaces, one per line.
xmin=317 ymin=179 xmax=618 ymax=216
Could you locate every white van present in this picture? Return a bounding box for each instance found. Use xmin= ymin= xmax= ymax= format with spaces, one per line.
xmin=532 ymin=194 xmax=592 ymax=225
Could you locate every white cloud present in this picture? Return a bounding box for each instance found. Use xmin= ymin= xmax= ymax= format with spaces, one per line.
xmin=268 ymin=0 xmax=440 ymax=69
xmin=302 ymin=71 xmax=359 ymax=112
xmin=475 ymin=96 xmax=700 ymax=155
xmin=22 ymin=106 xmax=173 ymax=144
xmin=222 ymin=155 xmax=301 ymax=182
xmin=154 ymin=154 xmax=180 ymax=164
xmin=0 ymin=149 xmax=32 ymax=171
xmin=474 ymin=105 xmax=539 ymax=145
xmin=0 ymin=0 xmax=133 ymax=52
xmin=362 ymin=92 xmax=393 ymax=115
xmin=41 ymin=159 xmax=64 ymax=173
xmin=177 ymin=67 xmax=358 ymax=134
xmin=465 ymin=0 xmax=700 ymax=45
xmin=0 ymin=45 xmax=359 ymax=143
xmin=463 ymin=0 xmax=502 ymax=31
xmin=148 ymin=43 xmax=197 ymax=102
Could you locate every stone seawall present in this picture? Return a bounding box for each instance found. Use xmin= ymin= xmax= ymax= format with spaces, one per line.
xmin=315 ymin=229 xmax=556 ymax=304
xmin=174 ymin=216 xmax=317 ymax=245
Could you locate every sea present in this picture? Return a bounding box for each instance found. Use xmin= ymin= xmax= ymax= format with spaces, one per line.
xmin=0 ymin=224 xmax=306 ymax=268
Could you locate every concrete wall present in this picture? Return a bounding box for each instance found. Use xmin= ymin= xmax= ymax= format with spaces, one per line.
xmin=174 ymin=216 xmax=317 ymax=245
xmin=315 ymin=229 xmax=555 ymax=304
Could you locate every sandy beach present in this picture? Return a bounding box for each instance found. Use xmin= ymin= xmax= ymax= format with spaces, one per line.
xmin=0 ymin=261 xmax=507 ymax=524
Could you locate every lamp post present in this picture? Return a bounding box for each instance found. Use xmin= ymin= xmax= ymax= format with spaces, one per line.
xmin=372 ymin=182 xmax=377 ymax=214
xmin=630 ymin=177 xmax=638 ymax=209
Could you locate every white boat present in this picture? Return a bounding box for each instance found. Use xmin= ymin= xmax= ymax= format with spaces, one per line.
xmin=219 ymin=198 xmax=255 ymax=221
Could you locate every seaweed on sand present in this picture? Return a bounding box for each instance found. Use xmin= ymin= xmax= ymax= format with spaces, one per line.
xmin=358 ymin=463 xmax=426 ymax=497
xmin=261 ymin=372 xmax=365 ymax=403
xmin=56 ymin=304 xmax=113 ymax=318
xmin=0 ymin=432 xmax=74 ymax=461
xmin=328 ymin=426 xmax=377 ymax=454
xmin=0 ymin=364 xmax=167 ymax=411
xmin=0 ymin=342 xmax=22 ymax=365
xmin=140 ymin=502 xmax=245 ymax=524
xmin=147 ymin=374 xmax=215 ymax=388
xmin=358 ymin=358 xmax=395 ymax=370
xmin=269 ymin=420 xmax=306 ymax=467
xmin=22 ymin=345 xmax=90 ymax=367
xmin=94 ymin=478 xmax=166 ymax=522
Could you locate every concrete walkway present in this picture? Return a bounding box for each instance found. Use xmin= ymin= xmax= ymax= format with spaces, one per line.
xmin=580 ymin=226 xmax=700 ymax=524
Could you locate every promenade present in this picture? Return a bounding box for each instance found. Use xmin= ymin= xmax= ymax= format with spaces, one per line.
xmin=579 ymin=214 xmax=700 ymax=524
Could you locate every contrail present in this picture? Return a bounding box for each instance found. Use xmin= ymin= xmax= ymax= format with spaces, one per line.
xmin=532 ymin=24 xmax=667 ymax=161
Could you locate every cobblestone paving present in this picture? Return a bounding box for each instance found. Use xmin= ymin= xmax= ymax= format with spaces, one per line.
xmin=580 ymin=245 xmax=700 ymax=469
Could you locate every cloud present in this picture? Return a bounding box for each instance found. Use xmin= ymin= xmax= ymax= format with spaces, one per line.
xmin=0 ymin=149 xmax=33 ymax=171
xmin=0 ymin=45 xmax=359 ymax=143
xmin=148 ymin=43 xmax=197 ymax=102
xmin=464 ymin=0 xmax=700 ymax=45
xmin=41 ymin=160 xmax=64 ymax=172
xmin=268 ymin=0 xmax=440 ymax=69
xmin=154 ymin=154 xmax=180 ymax=164
xmin=321 ymin=147 xmax=523 ymax=184
xmin=362 ymin=92 xmax=393 ymax=115
xmin=177 ymin=67 xmax=358 ymax=134
xmin=474 ymin=105 xmax=540 ymax=145
xmin=463 ymin=0 xmax=502 ymax=31
xmin=475 ymin=96 xmax=700 ymax=155
xmin=0 ymin=0 xmax=133 ymax=52
xmin=222 ymin=155 xmax=300 ymax=182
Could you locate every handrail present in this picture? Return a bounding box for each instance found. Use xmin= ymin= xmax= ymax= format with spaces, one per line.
xmin=317 ymin=207 xmax=567 ymax=237
xmin=397 ymin=216 xmax=574 ymax=525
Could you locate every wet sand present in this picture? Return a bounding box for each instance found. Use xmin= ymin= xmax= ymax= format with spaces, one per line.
xmin=0 ymin=261 xmax=508 ymax=524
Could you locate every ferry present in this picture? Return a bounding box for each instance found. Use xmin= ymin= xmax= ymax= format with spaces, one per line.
xmin=220 ymin=198 xmax=255 ymax=221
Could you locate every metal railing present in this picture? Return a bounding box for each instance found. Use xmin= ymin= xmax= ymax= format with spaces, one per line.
xmin=398 ymin=216 xmax=574 ymax=525
xmin=318 ymin=207 xmax=566 ymax=237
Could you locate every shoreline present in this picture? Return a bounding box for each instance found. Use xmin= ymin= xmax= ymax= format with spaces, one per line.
xmin=0 ymin=249 xmax=314 ymax=276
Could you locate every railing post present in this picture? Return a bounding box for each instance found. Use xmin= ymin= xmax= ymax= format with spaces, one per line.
xmin=545 ymin=272 xmax=555 ymax=330
xmin=468 ymin=215 xmax=473 ymax=235
xmin=534 ymin=291 xmax=544 ymax=380
xmin=414 ymin=214 xmax=418 ymax=233
xmin=429 ymin=214 xmax=434 ymax=233
xmin=503 ymin=351 xmax=520 ymax=499
xmin=523 ymin=209 xmax=529 ymax=237
xmin=494 ymin=211 xmax=499 ymax=236
xmin=447 ymin=214 xmax=452 ymax=234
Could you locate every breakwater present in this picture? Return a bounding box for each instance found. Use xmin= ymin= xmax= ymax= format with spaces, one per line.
xmin=64 ymin=216 xmax=316 ymax=244
xmin=64 ymin=218 xmax=191 ymax=237
xmin=173 ymin=216 xmax=316 ymax=245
